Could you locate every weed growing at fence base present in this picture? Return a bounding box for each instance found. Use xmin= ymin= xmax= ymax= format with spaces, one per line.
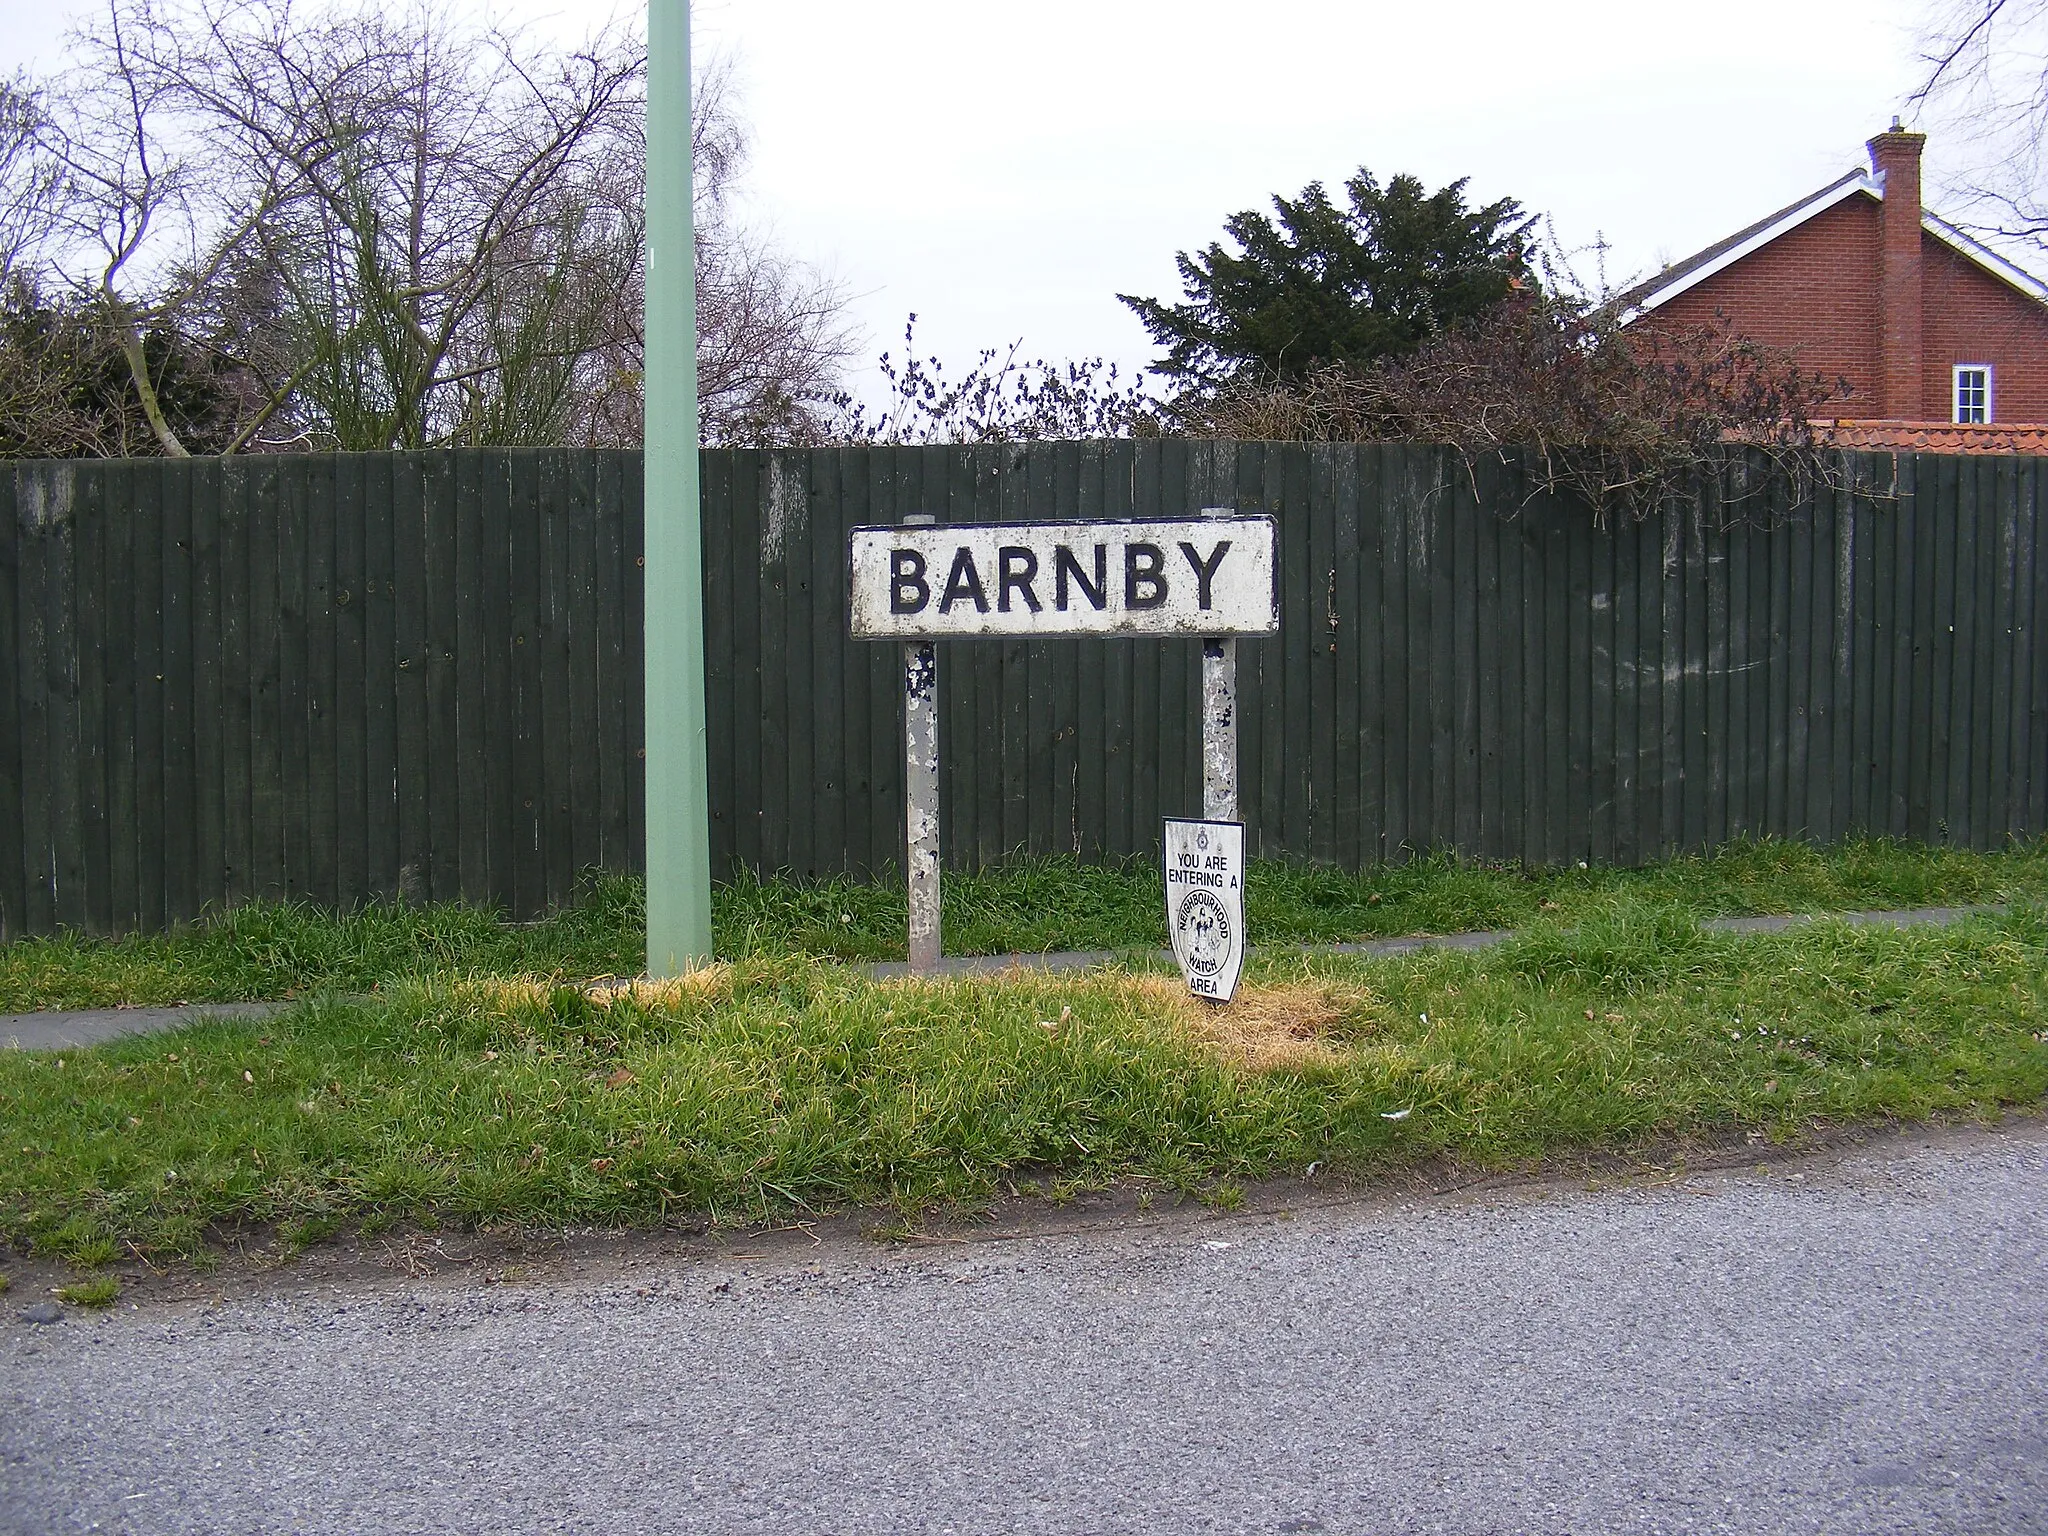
xmin=5 ymin=837 xmax=2048 ymax=1011
xmin=3 ymin=901 xmax=2043 ymax=1263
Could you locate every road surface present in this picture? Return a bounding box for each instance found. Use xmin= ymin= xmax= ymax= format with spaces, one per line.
xmin=5 ymin=1121 xmax=2045 ymax=1534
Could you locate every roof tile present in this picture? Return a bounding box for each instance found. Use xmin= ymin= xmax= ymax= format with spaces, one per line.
xmin=1812 ymin=419 xmax=2048 ymax=454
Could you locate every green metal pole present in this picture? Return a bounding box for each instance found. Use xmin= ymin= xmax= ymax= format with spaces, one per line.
xmin=644 ymin=0 xmax=713 ymax=974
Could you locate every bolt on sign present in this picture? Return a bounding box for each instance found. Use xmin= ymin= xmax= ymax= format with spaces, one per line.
xmin=1162 ymin=818 xmax=1246 ymax=1001
xmin=849 ymin=514 xmax=1278 ymax=977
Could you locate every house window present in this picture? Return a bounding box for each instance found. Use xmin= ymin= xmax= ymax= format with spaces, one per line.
xmin=1954 ymin=365 xmax=1992 ymax=424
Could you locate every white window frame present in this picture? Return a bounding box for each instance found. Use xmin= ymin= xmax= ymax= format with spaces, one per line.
xmin=1954 ymin=364 xmax=1993 ymax=424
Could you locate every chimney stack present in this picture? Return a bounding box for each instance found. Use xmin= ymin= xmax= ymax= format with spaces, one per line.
xmin=1868 ymin=121 xmax=1927 ymax=420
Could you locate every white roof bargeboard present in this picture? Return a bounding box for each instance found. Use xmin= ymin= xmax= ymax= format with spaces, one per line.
xmin=1621 ymin=169 xmax=2048 ymax=323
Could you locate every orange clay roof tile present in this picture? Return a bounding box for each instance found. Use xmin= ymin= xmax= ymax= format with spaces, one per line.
xmin=1811 ymin=419 xmax=2048 ymax=454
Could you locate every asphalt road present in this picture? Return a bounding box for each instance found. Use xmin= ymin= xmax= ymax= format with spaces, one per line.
xmin=5 ymin=1123 xmax=2045 ymax=1536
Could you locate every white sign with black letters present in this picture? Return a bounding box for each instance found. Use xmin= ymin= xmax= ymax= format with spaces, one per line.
xmin=1163 ymin=817 xmax=1246 ymax=1002
xmin=847 ymin=517 xmax=1278 ymax=639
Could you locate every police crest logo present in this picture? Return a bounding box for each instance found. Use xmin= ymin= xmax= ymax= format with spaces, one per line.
xmin=1162 ymin=818 xmax=1246 ymax=1001
xmin=1176 ymin=889 xmax=1231 ymax=977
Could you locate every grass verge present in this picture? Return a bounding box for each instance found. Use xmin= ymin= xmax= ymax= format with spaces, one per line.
xmin=54 ymin=1275 xmax=119 ymax=1308
xmin=6 ymin=836 xmax=2048 ymax=1011
xmin=4 ymin=899 xmax=2043 ymax=1264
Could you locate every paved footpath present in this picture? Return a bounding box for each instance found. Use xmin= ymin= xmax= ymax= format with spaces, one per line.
xmin=0 ymin=1003 xmax=279 ymax=1052
xmin=4 ymin=1120 xmax=2044 ymax=1536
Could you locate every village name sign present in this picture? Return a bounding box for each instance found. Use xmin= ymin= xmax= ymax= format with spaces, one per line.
xmin=849 ymin=518 xmax=1278 ymax=638
xmin=849 ymin=513 xmax=1277 ymax=997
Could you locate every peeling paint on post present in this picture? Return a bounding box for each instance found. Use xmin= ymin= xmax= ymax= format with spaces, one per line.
xmin=1198 ymin=507 xmax=1238 ymax=823
xmin=902 ymin=513 xmax=941 ymax=971
xmin=1201 ymin=637 xmax=1237 ymax=821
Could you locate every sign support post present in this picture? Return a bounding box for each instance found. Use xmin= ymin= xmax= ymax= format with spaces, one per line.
xmin=902 ymin=512 xmax=941 ymax=971
xmin=643 ymin=0 xmax=714 ymax=976
xmin=847 ymin=511 xmax=1278 ymax=978
xmin=1200 ymin=638 xmax=1237 ymax=820
xmin=1198 ymin=508 xmax=1237 ymax=823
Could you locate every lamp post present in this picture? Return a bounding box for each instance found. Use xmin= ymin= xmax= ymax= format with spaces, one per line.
xmin=644 ymin=0 xmax=714 ymax=975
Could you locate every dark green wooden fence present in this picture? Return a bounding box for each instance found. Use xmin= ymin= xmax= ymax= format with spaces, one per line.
xmin=4 ymin=443 xmax=2045 ymax=937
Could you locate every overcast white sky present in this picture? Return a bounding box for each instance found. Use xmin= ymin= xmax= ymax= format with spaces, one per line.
xmin=3 ymin=0 xmax=1944 ymax=394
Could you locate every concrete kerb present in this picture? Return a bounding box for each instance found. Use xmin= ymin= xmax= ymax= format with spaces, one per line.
xmin=0 ymin=903 xmax=2010 ymax=1050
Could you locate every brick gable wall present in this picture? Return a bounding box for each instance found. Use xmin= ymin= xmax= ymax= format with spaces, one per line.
xmin=1630 ymin=193 xmax=2048 ymax=423
xmin=1920 ymin=238 xmax=2048 ymax=422
xmin=1643 ymin=197 xmax=1883 ymax=412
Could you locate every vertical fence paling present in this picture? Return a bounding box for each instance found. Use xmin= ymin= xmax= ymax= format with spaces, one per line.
xmin=6 ymin=444 xmax=2048 ymax=938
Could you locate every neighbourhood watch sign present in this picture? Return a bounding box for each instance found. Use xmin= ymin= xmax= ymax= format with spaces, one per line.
xmin=1163 ymin=818 xmax=1246 ymax=1001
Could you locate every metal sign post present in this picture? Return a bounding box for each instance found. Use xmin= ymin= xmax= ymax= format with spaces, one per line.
xmin=901 ymin=513 xmax=941 ymax=970
xmin=643 ymin=0 xmax=715 ymax=976
xmin=1200 ymin=638 xmax=1237 ymax=822
xmin=1198 ymin=507 xmax=1237 ymax=823
xmin=849 ymin=513 xmax=1278 ymax=973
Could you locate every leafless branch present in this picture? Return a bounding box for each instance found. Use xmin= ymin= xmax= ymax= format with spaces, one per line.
xmin=1911 ymin=0 xmax=2048 ymax=262
xmin=1910 ymin=0 xmax=2012 ymax=106
xmin=8 ymin=0 xmax=856 ymax=453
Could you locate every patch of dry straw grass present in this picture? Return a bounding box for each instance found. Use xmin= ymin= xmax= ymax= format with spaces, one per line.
xmin=445 ymin=968 xmax=738 ymax=1014
xmin=1130 ymin=974 xmax=1371 ymax=1071
xmin=465 ymin=964 xmax=1362 ymax=1073
xmin=585 ymin=968 xmax=736 ymax=1010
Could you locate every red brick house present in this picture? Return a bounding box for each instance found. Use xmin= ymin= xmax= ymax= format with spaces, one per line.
xmin=1621 ymin=124 xmax=2048 ymax=445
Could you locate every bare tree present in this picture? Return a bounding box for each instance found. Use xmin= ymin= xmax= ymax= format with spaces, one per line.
xmin=0 ymin=78 xmax=65 ymax=285
xmin=817 ymin=314 xmax=1155 ymax=445
xmin=14 ymin=0 xmax=854 ymax=453
xmin=125 ymin=0 xmax=649 ymax=449
xmin=581 ymin=57 xmax=856 ymax=447
xmin=1911 ymin=1 xmax=2048 ymax=250
xmin=32 ymin=0 xmax=289 ymax=454
xmin=2 ymin=67 xmax=254 ymax=459
xmin=0 ymin=79 xmax=78 ymax=454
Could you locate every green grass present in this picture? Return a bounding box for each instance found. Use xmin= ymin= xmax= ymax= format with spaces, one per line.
xmin=55 ymin=1275 xmax=119 ymax=1308
xmin=3 ymin=899 xmax=2043 ymax=1261
xmin=7 ymin=837 xmax=2048 ymax=1012
xmin=726 ymin=835 xmax=2048 ymax=958
xmin=0 ymin=873 xmax=651 ymax=1013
